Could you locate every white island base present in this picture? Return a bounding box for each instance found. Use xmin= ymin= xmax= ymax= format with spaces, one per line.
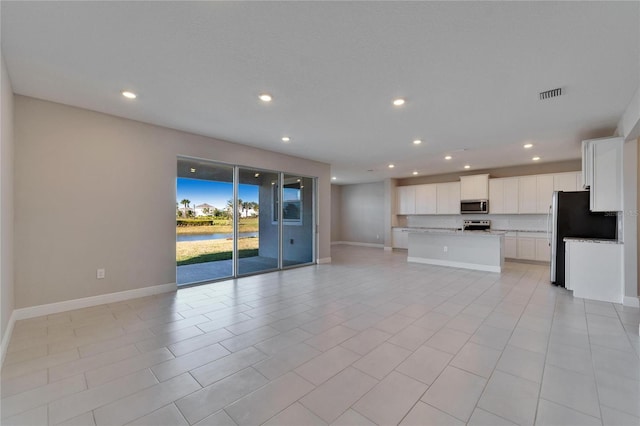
xmin=407 ymin=231 xmax=505 ymax=273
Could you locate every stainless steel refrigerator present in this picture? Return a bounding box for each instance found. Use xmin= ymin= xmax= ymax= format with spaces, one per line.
xmin=549 ymin=191 xmax=617 ymax=287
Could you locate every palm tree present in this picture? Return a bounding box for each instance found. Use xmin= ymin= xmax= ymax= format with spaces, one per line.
xmin=180 ymin=199 xmax=191 ymax=217
xmin=225 ymin=199 xmax=234 ymax=221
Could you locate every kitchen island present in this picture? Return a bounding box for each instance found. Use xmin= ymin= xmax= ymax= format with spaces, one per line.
xmin=407 ymin=229 xmax=505 ymax=273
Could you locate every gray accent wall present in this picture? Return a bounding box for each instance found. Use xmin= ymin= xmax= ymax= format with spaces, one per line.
xmin=331 ymin=184 xmax=342 ymax=242
xmin=1 ymin=53 xmax=15 ymax=344
xmin=13 ymin=96 xmax=331 ymax=309
xmin=336 ymin=182 xmax=385 ymax=245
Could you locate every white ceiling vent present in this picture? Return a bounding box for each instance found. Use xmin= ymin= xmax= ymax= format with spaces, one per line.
xmin=539 ymin=88 xmax=562 ymax=100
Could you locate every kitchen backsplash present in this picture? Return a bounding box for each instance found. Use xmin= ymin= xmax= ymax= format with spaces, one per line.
xmin=406 ymin=214 xmax=547 ymax=232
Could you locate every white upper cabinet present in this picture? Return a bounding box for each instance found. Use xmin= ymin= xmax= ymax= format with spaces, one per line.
xmin=436 ymin=182 xmax=460 ymax=214
xmin=518 ymin=176 xmax=537 ymax=214
xmin=582 ymin=137 xmax=623 ymax=212
xmin=415 ymin=184 xmax=437 ymax=214
xmin=396 ymin=186 xmax=416 ymax=215
xmin=582 ymin=140 xmax=594 ymax=189
xmin=536 ymin=174 xmax=554 ymax=214
xmin=503 ymin=178 xmax=519 ymax=213
xmin=460 ymin=174 xmax=489 ymax=200
xmin=553 ymin=172 xmax=578 ymax=192
xmin=517 ymin=174 xmax=554 ymax=214
xmin=488 ymin=178 xmax=504 ymax=214
xmin=399 ymin=171 xmax=582 ymax=216
xmin=489 ymin=177 xmax=519 ymax=214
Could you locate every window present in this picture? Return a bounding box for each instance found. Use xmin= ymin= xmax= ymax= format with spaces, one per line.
xmin=273 ymin=179 xmax=302 ymax=224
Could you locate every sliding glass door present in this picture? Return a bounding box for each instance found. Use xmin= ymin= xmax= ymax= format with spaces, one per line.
xmin=237 ymin=168 xmax=280 ymax=276
xmin=177 ymin=157 xmax=316 ymax=286
xmin=176 ymin=158 xmax=234 ymax=285
xmin=282 ymin=174 xmax=315 ymax=268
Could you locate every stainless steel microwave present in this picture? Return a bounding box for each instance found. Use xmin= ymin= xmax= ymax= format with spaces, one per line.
xmin=460 ymin=199 xmax=489 ymax=214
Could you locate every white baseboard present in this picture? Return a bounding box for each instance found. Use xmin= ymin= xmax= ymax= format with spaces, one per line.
xmin=0 ymin=310 xmax=17 ymax=368
xmin=407 ymin=257 xmax=502 ymax=273
xmin=331 ymin=241 xmax=384 ymax=248
xmin=383 ymin=246 xmax=393 ymax=251
xmin=11 ymin=282 xmax=177 ymax=322
xmin=623 ymin=296 xmax=640 ymax=308
xmin=317 ymin=257 xmax=332 ymax=264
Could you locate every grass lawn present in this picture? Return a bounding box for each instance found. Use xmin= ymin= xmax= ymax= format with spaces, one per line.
xmin=177 ymin=217 xmax=258 ymax=234
xmin=177 ymin=237 xmax=259 ymax=266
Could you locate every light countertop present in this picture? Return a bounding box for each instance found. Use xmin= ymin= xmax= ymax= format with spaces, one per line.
xmin=564 ymin=237 xmax=622 ymax=245
xmin=406 ymin=228 xmax=506 ymax=237
xmin=393 ymin=226 xmax=544 ymax=234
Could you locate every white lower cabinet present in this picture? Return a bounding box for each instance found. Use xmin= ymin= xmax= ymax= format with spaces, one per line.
xmin=565 ymin=240 xmax=623 ymax=303
xmin=392 ymin=229 xmax=409 ymax=249
xmin=535 ymin=238 xmax=551 ymax=262
xmin=506 ymin=232 xmax=550 ymax=262
xmin=516 ymin=237 xmax=536 ymax=260
xmin=504 ymin=236 xmax=517 ymax=258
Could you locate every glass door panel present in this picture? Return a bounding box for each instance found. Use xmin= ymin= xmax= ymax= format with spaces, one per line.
xmin=237 ymin=168 xmax=280 ymax=275
xmin=282 ymin=175 xmax=315 ymax=267
xmin=176 ymin=158 xmax=234 ymax=286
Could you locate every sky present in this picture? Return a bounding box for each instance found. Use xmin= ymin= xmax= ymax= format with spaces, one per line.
xmin=177 ymin=178 xmax=259 ymax=209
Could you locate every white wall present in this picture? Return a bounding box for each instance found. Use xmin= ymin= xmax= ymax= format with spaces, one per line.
xmin=14 ymin=96 xmax=331 ymax=309
xmin=0 ymin=53 xmax=15 ymax=348
xmin=624 ymin=139 xmax=639 ymax=304
xmin=335 ymin=182 xmax=385 ymax=245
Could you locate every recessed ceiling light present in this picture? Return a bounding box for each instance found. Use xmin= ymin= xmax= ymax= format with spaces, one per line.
xmin=190 ymin=168 xmax=196 ymax=173
xmin=445 ymin=155 xmax=452 ymax=160
xmin=121 ymin=90 xmax=137 ymax=99
xmin=412 ymin=171 xmax=419 ymax=175
xmin=259 ymin=93 xmax=272 ymax=102
xmin=413 ymin=139 xmax=422 ymax=145
xmin=388 ymin=164 xmax=395 ymax=168
xmin=532 ymin=156 xmax=541 ymax=161
xmin=281 ymin=136 xmax=290 ymax=142
xmin=464 ymin=165 xmax=471 ymax=169
xmin=331 ymin=176 xmax=337 ymax=180
xmin=392 ymin=98 xmax=405 ymax=106
xmin=524 ymin=143 xmax=533 ymax=149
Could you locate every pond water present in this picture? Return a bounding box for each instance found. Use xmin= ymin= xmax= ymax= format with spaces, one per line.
xmin=177 ymin=232 xmax=258 ymax=242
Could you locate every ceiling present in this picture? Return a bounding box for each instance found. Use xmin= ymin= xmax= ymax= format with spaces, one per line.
xmin=2 ymin=1 xmax=638 ymax=184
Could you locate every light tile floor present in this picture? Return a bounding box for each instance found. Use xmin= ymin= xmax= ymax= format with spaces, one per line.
xmin=2 ymin=245 xmax=639 ymax=425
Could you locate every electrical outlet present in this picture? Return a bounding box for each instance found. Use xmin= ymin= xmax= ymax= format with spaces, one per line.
xmin=97 ymin=268 xmax=105 ymax=279
xmin=443 ymin=246 xmax=448 ymax=253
